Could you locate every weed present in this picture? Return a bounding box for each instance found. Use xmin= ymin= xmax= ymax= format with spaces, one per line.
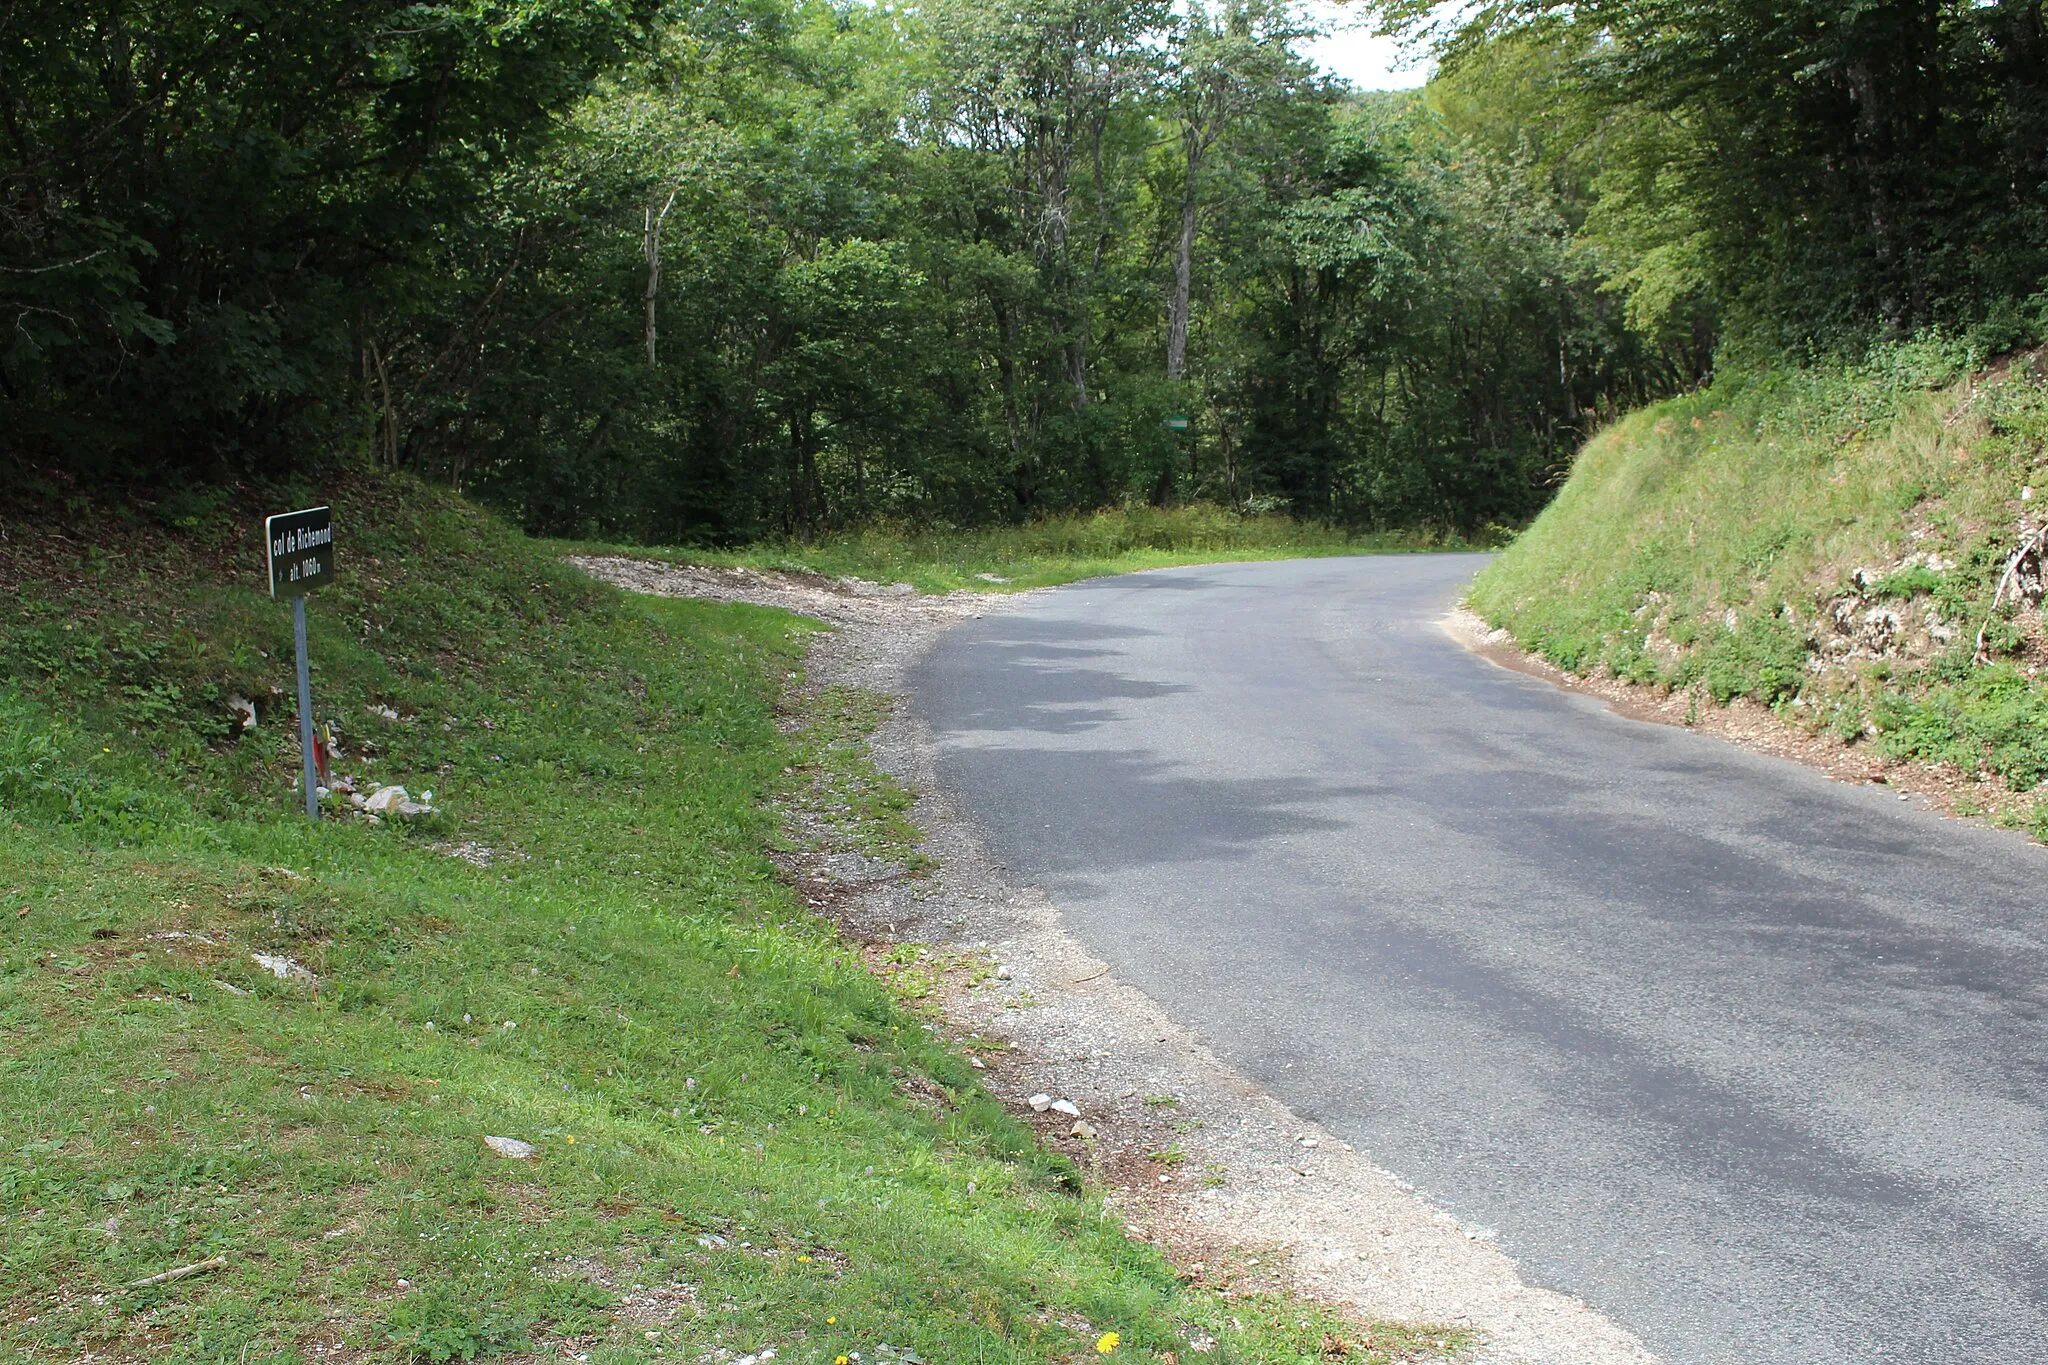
xmin=1868 ymin=563 xmax=1945 ymax=599
xmin=384 ymin=1293 xmax=537 ymax=1362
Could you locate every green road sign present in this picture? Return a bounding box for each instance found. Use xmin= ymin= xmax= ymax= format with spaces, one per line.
xmin=1164 ymin=415 xmax=1190 ymax=431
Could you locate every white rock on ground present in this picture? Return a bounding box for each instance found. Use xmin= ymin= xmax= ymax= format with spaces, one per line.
xmin=251 ymin=953 xmax=313 ymax=983
xmin=483 ymin=1136 xmax=537 ymax=1159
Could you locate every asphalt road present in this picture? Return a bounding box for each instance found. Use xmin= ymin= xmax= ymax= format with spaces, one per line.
xmin=913 ymin=553 xmax=2048 ymax=1365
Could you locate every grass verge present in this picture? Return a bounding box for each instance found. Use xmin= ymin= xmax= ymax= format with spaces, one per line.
xmin=0 ymin=474 xmax=1462 ymax=1364
xmin=1471 ymin=338 xmax=2048 ymax=833
xmin=555 ymin=505 xmax=1490 ymax=595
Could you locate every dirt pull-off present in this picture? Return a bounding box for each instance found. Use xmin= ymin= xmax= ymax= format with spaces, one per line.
xmin=564 ymin=556 xmax=997 ymax=627
xmin=574 ymin=556 xmax=1659 ymax=1365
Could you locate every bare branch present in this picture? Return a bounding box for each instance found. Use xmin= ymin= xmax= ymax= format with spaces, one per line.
xmin=1974 ymin=520 xmax=2048 ymax=664
xmin=0 ymin=248 xmax=106 ymax=274
xmin=127 ymin=1256 xmax=227 ymax=1289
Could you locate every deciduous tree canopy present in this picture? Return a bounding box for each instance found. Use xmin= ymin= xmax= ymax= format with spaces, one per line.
xmin=1388 ymin=0 xmax=2048 ymax=353
xmin=24 ymin=0 xmax=2021 ymax=540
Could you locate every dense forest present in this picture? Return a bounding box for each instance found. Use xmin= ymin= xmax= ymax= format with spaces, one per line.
xmin=4 ymin=0 xmax=2043 ymax=540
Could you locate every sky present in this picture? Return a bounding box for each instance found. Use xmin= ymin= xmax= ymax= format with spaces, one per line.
xmin=1296 ymin=1 xmax=1433 ymax=90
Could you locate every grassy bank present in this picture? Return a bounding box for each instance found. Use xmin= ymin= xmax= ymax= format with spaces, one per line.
xmin=0 ymin=477 xmax=1457 ymax=1364
xmin=1471 ymin=340 xmax=2048 ymax=828
xmin=561 ymin=505 xmax=1487 ymax=595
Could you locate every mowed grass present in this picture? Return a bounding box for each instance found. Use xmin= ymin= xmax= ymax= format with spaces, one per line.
xmin=1471 ymin=339 xmax=2048 ymax=822
xmin=558 ymin=504 xmax=1486 ymax=595
xmin=0 ymin=476 xmax=1463 ymax=1364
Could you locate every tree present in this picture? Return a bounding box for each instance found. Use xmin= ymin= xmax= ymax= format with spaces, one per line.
xmin=6 ymin=0 xmax=1697 ymax=541
xmin=0 ymin=0 xmax=655 ymax=479
xmin=1161 ymin=2 xmax=1317 ymax=383
xmin=1372 ymin=0 xmax=2048 ymax=348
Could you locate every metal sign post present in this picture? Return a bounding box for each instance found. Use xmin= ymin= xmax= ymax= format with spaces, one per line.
xmin=265 ymin=506 xmax=335 ymax=820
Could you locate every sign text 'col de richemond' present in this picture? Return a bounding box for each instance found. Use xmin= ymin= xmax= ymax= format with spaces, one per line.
xmin=266 ymin=505 xmax=334 ymax=598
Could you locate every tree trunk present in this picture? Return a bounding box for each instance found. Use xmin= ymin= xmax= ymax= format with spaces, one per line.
xmin=1219 ymin=418 xmax=1237 ymax=506
xmin=788 ymin=405 xmax=815 ymax=536
xmin=802 ymin=439 xmax=823 ymax=534
xmin=1167 ymin=149 xmax=1200 ymax=381
xmin=366 ymin=334 xmax=398 ymax=466
xmin=993 ymin=296 xmax=1034 ymax=510
xmin=643 ymin=188 xmax=679 ymax=367
xmin=1072 ymin=103 xmax=1119 ymax=412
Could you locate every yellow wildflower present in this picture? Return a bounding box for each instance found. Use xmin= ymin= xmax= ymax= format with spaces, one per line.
xmin=1096 ymin=1332 xmax=1120 ymax=1354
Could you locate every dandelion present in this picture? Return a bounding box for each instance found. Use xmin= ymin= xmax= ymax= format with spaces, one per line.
xmin=797 ymin=1254 xmax=812 ymax=1263
xmin=826 ymin=1317 xmax=836 ymax=1325
xmin=1096 ymin=1332 xmax=1119 ymax=1354
xmin=835 ymin=1357 xmax=849 ymax=1365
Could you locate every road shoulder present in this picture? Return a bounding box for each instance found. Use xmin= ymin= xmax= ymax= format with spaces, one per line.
xmin=1441 ymin=603 xmax=2011 ymax=829
xmin=577 ymin=557 xmax=1660 ymax=1365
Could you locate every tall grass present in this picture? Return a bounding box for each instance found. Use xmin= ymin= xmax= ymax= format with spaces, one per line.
xmin=566 ymin=504 xmax=1490 ymax=593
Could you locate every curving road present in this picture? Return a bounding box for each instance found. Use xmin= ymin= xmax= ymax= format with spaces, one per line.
xmin=913 ymin=554 xmax=2048 ymax=1365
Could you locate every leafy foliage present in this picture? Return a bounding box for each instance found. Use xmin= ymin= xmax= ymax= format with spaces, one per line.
xmin=1 ymin=0 xmax=655 ymax=479
xmin=5 ymin=0 xmax=1690 ymax=539
xmin=1377 ymin=0 xmax=2048 ymax=353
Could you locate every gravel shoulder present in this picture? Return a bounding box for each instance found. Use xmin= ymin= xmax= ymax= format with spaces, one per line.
xmin=571 ymin=555 xmax=1659 ymax=1365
